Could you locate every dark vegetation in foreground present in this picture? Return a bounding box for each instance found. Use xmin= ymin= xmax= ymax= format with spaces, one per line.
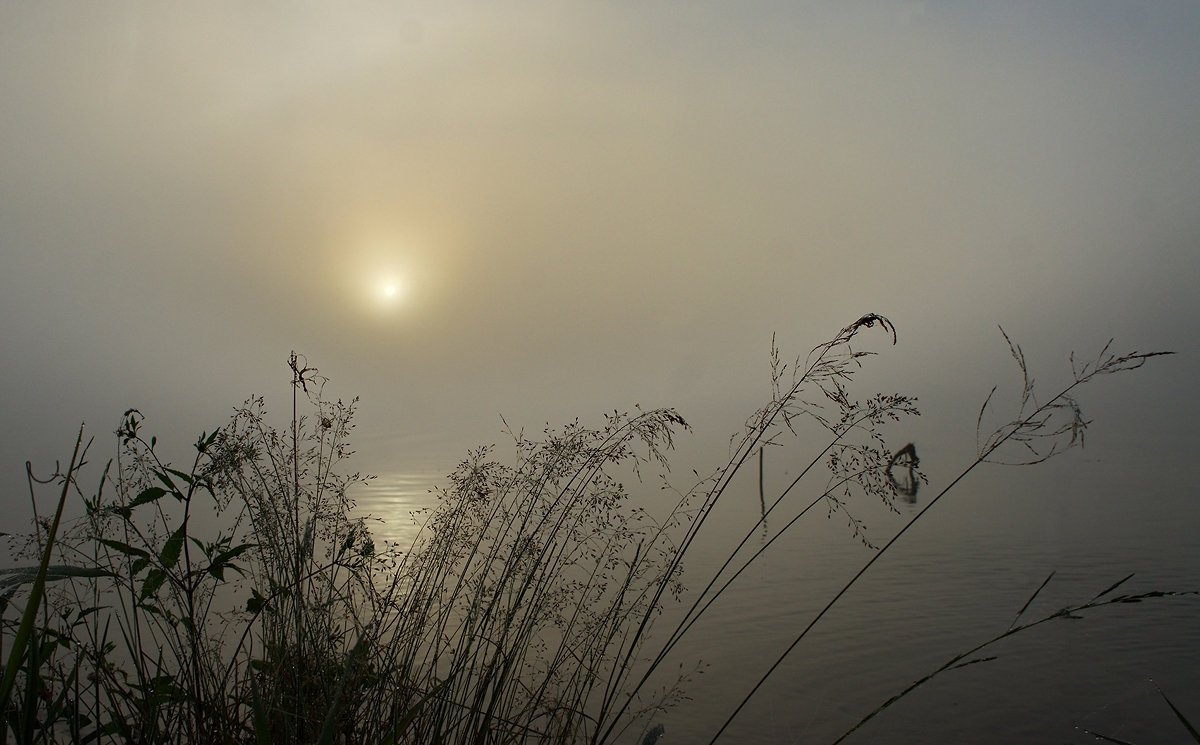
xmin=0 ymin=314 xmax=1188 ymax=745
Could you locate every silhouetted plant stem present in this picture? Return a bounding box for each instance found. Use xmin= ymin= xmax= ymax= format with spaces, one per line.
xmin=832 ymin=578 xmax=1197 ymax=744
xmin=705 ymin=335 xmax=1171 ymax=744
xmin=594 ymin=316 xmax=907 ymax=744
xmin=0 ymin=427 xmax=86 ymax=715
xmin=655 ymin=407 xmax=899 ymax=669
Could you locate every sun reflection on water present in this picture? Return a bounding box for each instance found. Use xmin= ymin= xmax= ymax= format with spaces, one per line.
xmin=350 ymin=471 xmax=440 ymax=548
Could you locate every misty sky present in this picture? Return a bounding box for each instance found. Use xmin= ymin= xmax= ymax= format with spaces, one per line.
xmin=2 ymin=2 xmax=1198 ymax=507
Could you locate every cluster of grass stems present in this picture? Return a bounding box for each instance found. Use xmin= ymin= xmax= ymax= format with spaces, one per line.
xmin=0 ymin=314 xmax=1186 ymax=744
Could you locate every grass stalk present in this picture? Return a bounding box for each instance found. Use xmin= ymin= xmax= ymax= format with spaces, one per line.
xmin=0 ymin=427 xmax=87 ymax=707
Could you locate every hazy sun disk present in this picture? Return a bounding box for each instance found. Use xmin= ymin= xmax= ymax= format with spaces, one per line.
xmin=379 ymin=277 xmax=406 ymax=304
xmin=340 ymin=225 xmax=450 ymax=316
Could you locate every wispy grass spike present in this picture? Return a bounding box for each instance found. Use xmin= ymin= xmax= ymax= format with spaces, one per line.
xmin=1010 ymin=571 xmax=1055 ymax=630
xmin=1091 ymin=573 xmax=1136 ymax=602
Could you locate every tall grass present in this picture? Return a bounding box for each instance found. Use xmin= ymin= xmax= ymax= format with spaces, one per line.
xmin=0 ymin=315 xmax=1176 ymax=744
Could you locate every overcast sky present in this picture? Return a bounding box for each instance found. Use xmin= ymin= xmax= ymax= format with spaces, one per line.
xmin=2 ymin=2 xmax=1198 ymax=509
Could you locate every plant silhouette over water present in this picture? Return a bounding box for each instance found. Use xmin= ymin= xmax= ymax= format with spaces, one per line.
xmin=830 ymin=573 xmax=1198 ymax=745
xmin=0 ymin=316 xmax=1175 ymax=744
xmin=702 ymin=327 xmax=1173 ymax=743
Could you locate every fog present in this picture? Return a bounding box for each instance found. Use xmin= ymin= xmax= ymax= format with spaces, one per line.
xmin=2 ymin=1 xmax=1197 ymax=506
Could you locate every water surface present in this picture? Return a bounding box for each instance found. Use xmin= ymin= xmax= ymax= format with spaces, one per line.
xmin=354 ymin=431 xmax=1198 ymax=744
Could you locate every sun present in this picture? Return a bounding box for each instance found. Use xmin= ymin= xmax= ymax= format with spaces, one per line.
xmin=339 ymin=225 xmax=443 ymax=316
xmin=378 ymin=277 xmax=407 ymax=305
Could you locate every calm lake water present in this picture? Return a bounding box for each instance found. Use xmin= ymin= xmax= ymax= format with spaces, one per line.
xmin=353 ymin=431 xmax=1198 ymax=745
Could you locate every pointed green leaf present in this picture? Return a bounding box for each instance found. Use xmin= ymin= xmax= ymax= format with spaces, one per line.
xmin=207 ymin=543 xmax=256 ymax=580
xmin=128 ymin=487 xmax=168 ymax=509
xmin=140 ymin=570 xmax=167 ymax=600
xmin=98 ymin=539 xmax=151 ymax=560
xmin=165 ymin=467 xmax=195 ymax=486
xmin=46 ymin=566 xmax=115 ymax=581
xmin=0 ymin=565 xmax=115 ymax=591
xmin=160 ymin=524 xmax=186 ymax=570
xmin=153 ymin=470 xmax=183 ymax=498
xmin=196 ymin=429 xmax=220 ymax=454
xmin=71 ymin=606 xmax=105 ymax=626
